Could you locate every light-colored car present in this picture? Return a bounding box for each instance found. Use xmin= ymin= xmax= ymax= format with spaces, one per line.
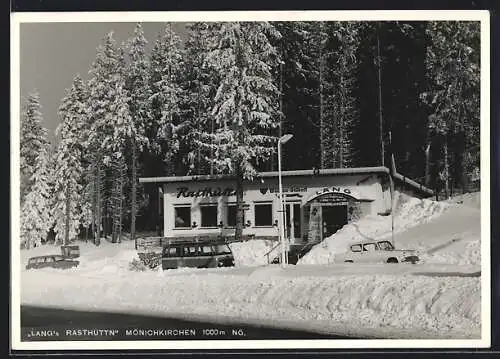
xmin=335 ymin=240 xmax=419 ymax=264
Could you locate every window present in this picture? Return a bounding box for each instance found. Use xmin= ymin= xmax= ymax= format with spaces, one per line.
xmin=200 ymin=204 xmax=218 ymax=227
xmin=227 ymin=204 xmax=245 ymax=227
xmin=363 ymin=243 xmax=377 ymax=252
xmin=184 ymin=245 xmax=197 ymax=256
xmin=377 ymin=241 xmax=394 ymax=251
xmin=174 ymin=206 xmax=191 ymax=228
xmin=351 ymin=244 xmax=362 ymax=253
xmin=213 ymin=244 xmax=232 ymax=255
xmin=254 ymin=202 xmax=273 ymax=226
xmin=165 ymin=246 xmax=182 ymax=257
xmin=199 ymin=245 xmax=214 ymax=256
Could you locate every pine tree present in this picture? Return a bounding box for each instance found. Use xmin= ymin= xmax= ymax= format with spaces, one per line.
xmin=86 ymin=32 xmax=133 ymax=244
xmin=149 ymin=24 xmax=184 ymax=176
xmin=203 ymin=22 xmax=281 ymax=241
xmin=124 ymin=23 xmax=152 ymax=245
xmin=420 ymin=21 xmax=480 ymax=196
xmin=272 ymin=21 xmax=317 ymax=171
xmin=52 ymin=75 xmax=88 ymax=245
xmin=20 ymin=142 xmax=52 ymax=249
xmin=20 ymin=91 xmax=50 ymax=203
xmin=182 ymin=22 xmax=219 ymax=175
xmin=322 ymin=22 xmax=361 ymax=168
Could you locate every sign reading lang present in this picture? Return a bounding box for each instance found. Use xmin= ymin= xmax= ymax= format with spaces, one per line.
xmin=305 ymin=186 xmax=362 ymax=203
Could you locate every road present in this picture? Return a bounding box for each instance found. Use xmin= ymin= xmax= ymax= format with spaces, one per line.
xmin=21 ymin=305 xmax=355 ymax=341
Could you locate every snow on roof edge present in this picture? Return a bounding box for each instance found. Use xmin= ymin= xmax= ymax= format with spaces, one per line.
xmin=139 ymin=167 xmax=390 ymax=184
xmin=393 ymin=172 xmax=434 ymax=197
xmin=139 ymin=167 xmax=434 ymax=197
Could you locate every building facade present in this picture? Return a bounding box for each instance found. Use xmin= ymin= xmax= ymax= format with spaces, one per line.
xmin=139 ymin=167 xmax=433 ymax=245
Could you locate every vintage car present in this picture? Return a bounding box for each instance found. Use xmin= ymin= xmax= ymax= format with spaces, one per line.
xmin=25 ymin=255 xmax=80 ymax=270
xmin=161 ymin=239 xmax=235 ymax=270
xmin=334 ymin=240 xmax=420 ymax=264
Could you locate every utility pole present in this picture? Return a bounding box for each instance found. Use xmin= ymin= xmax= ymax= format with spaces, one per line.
xmin=377 ymin=33 xmax=385 ymax=167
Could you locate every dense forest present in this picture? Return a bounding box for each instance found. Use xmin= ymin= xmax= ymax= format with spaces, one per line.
xmin=19 ymin=21 xmax=481 ymax=248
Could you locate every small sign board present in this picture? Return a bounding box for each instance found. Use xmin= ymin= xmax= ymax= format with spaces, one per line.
xmin=314 ymin=193 xmax=349 ymax=205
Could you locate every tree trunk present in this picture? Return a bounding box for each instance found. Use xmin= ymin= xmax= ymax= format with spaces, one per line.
xmin=95 ymin=162 xmax=102 ymax=246
xmin=425 ymin=142 xmax=431 ymax=186
xmin=443 ymin=137 xmax=450 ymax=199
xmin=64 ymin=182 xmax=71 ymax=246
xmin=339 ymin=74 xmax=344 ymax=169
xmin=234 ymin=164 xmax=244 ymax=242
xmin=210 ymin=117 xmax=215 ymax=175
xmin=131 ymin=140 xmax=137 ymax=247
xmin=319 ymin=30 xmax=325 ymax=170
xmin=90 ymin=165 xmax=96 ymax=241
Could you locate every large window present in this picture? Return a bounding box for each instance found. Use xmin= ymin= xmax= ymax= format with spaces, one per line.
xmin=254 ymin=202 xmax=273 ymax=227
xmin=201 ymin=204 xmax=218 ymax=228
xmin=227 ymin=204 xmax=245 ymax=227
xmin=174 ymin=206 xmax=191 ymax=228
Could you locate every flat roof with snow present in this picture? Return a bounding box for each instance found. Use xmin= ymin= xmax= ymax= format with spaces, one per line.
xmin=139 ymin=166 xmax=433 ymax=197
xmin=139 ymin=166 xmax=390 ymax=184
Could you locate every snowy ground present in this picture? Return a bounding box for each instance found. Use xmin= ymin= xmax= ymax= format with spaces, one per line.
xmin=19 ymin=192 xmax=483 ymax=340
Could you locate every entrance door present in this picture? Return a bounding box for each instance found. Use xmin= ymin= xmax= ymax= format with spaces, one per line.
xmin=321 ymin=205 xmax=348 ymax=239
xmin=285 ymin=202 xmax=302 ymax=243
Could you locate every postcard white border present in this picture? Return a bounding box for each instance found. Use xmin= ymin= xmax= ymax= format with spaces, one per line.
xmin=10 ymin=10 xmax=491 ymax=351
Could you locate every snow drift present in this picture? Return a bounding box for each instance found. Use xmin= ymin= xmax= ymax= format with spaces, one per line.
xmin=21 ymin=268 xmax=480 ymax=339
xmin=299 ymin=191 xmax=479 ymax=266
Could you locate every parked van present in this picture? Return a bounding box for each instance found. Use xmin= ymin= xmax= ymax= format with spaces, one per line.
xmin=161 ymin=239 xmax=235 ymax=270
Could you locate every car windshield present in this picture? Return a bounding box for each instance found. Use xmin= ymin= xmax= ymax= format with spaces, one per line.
xmin=377 ymin=241 xmax=395 ymax=251
xmin=199 ymin=245 xmax=214 ymax=255
xmin=363 ymin=243 xmax=377 ymax=252
xmin=213 ymin=244 xmax=232 ymax=255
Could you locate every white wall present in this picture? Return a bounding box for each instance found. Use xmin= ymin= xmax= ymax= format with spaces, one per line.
xmin=162 ymin=173 xmax=388 ymax=238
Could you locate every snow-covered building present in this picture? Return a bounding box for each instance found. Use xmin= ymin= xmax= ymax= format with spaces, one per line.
xmin=139 ymin=167 xmax=433 ymax=245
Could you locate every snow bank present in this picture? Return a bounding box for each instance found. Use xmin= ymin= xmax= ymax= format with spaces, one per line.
xmin=446 ymin=191 xmax=481 ymax=210
xmin=299 ymin=191 xmax=474 ymax=265
xmin=21 ymin=269 xmax=480 ymax=339
xmin=20 ymin=239 xmax=140 ymax=276
xmin=229 ymin=240 xmax=279 ymax=267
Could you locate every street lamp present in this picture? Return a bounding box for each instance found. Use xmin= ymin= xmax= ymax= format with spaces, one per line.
xmin=278 ymin=133 xmax=293 ymax=268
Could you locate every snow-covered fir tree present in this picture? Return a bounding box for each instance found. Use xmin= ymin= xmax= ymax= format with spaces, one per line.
xmin=181 ymin=22 xmax=219 ymax=175
xmin=86 ymin=32 xmax=133 ymax=244
xmin=421 ymin=21 xmax=480 ymax=196
xmin=20 ymin=91 xmax=50 ymax=203
xmin=149 ymin=24 xmax=184 ymax=175
xmin=20 ymin=144 xmax=52 ymax=249
xmin=124 ymin=23 xmax=152 ymax=245
xmin=201 ymin=22 xmax=282 ymax=241
xmin=52 ymin=75 xmax=88 ymax=245
xmin=322 ymin=22 xmax=361 ymax=168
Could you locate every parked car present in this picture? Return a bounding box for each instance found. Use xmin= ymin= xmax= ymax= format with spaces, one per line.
xmin=334 ymin=240 xmax=420 ymax=264
xmin=162 ymin=240 xmax=235 ymax=270
xmin=26 ymin=255 xmax=80 ymax=270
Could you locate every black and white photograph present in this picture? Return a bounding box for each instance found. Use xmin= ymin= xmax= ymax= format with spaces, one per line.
xmin=10 ymin=10 xmax=490 ymax=350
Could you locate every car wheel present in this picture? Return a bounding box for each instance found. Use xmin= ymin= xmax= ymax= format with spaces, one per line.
xmin=344 ymin=260 xmax=354 ymax=263
xmin=387 ymin=257 xmax=398 ymax=264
